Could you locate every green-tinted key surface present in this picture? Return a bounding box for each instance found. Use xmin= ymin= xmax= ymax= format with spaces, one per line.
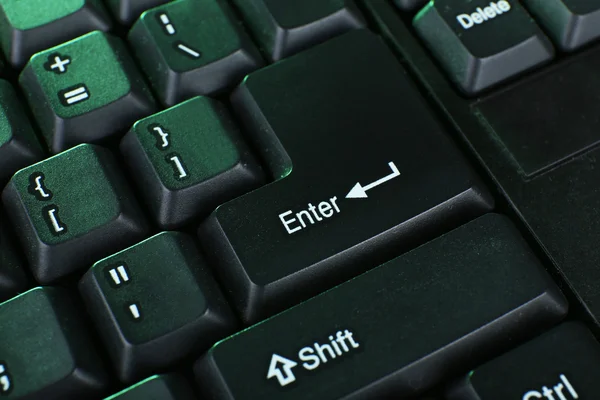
xmin=0 ymin=287 xmax=108 ymax=399
xmin=1 ymin=144 xmax=149 ymax=283
xmin=0 ymin=80 xmax=43 ymax=183
xmin=80 ymin=232 xmax=236 ymax=382
xmin=128 ymin=0 xmax=263 ymax=105
xmin=19 ymin=31 xmax=157 ymax=153
xmin=105 ymin=375 xmax=196 ymax=400
xmin=2 ymin=0 xmax=85 ymax=30
xmin=121 ymin=96 xmax=264 ymax=228
xmin=0 ymin=0 xmax=111 ymax=66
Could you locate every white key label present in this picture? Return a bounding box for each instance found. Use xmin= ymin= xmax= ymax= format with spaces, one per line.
xmin=167 ymin=154 xmax=189 ymax=180
xmin=267 ymin=329 xmax=360 ymax=387
xmin=0 ymin=363 xmax=12 ymax=394
xmin=456 ymin=1 xmax=511 ymax=30
xmin=106 ymin=264 xmax=131 ymax=288
xmin=279 ymin=196 xmax=341 ymax=235
xmin=522 ymin=374 xmax=579 ymax=400
xmin=43 ymin=205 xmax=67 ymax=236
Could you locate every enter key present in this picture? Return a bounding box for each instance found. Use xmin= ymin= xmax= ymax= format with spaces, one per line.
xmin=198 ymin=30 xmax=493 ymax=324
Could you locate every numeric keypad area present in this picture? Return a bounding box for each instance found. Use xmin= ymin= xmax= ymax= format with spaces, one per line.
xmin=2 ymin=144 xmax=149 ymax=284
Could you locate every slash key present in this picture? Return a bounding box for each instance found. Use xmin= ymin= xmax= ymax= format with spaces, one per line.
xmin=199 ymin=30 xmax=493 ymax=324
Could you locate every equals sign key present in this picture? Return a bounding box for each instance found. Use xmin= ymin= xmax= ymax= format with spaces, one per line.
xmin=59 ymin=84 xmax=90 ymax=106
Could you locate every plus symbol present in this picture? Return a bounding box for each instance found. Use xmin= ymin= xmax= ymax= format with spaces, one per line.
xmin=43 ymin=53 xmax=71 ymax=74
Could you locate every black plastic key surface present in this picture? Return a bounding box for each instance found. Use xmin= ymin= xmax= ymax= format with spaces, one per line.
xmin=0 ymin=222 xmax=28 ymax=302
xmin=120 ymin=96 xmax=265 ymax=229
xmin=105 ymin=0 xmax=171 ymax=25
xmin=522 ymin=0 xmax=600 ymax=51
xmin=0 ymin=0 xmax=112 ymax=67
xmin=447 ymin=322 xmax=600 ymax=400
xmin=19 ymin=31 xmax=157 ymax=153
xmin=105 ymin=374 xmax=196 ymax=400
xmin=80 ymin=232 xmax=236 ymax=382
xmin=128 ymin=0 xmax=263 ymax=106
xmin=194 ymin=214 xmax=567 ymax=399
xmin=232 ymin=0 xmax=365 ymax=61
xmin=0 ymin=80 xmax=43 ymax=185
xmin=199 ymin=30 xmax=493 ymax=324
xmin=2 ymin=144 xmax=149 ymax=284
xmin=413 ymin=0 xmax=554 ymax=95
xmin=0 ymin=287 xmax=109 ymax=399
xmin=393 ymin=0 xmax=429 ymax=11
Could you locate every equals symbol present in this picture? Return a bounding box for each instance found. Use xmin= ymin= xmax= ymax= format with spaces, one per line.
xmin=59 ymin=84 xmax=90 ymax=106
xmin=105 ymin=264 xmax=131 ymax=288
xmin=158 ymin=12 xmax=176 ymax=35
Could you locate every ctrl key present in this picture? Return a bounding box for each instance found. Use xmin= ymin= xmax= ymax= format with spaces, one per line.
xmin=447 ymin=322 xmax=600 ymax=400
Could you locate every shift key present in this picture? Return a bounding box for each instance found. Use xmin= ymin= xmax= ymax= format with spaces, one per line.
xmin=194 ymin=215 xmax=568 ymax=399
xmin=199 ymin=30 xmax=493 ymax=324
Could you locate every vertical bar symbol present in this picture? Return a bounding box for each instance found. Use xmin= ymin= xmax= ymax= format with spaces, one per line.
xmin=59 ymin=84 xmax=90 ymax=106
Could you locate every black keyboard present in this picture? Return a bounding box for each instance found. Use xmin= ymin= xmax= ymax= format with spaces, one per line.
xmin=1 ymin=0 xmax=600 ymax=399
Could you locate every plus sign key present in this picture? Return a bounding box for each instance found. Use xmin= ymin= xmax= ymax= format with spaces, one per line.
xmin=1 ymin=144 xmax=150 ymax=283
xmin=20 ymin=31 xmax=157 ymax=153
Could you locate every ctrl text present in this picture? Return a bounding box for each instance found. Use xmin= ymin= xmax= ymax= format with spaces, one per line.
xmin=522 ymin=374 xmax=578 ymax=400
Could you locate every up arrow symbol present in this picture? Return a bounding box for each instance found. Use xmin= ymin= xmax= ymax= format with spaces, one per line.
xmin=267 ymin=354 xmax=298 ymax=387
xmin=346 ymin=161 xmax=400 ymax=199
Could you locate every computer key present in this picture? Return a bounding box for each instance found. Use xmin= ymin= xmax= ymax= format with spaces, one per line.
xmin=128 ymin=0 xmax=263 ymax=106
xmin=105 ymin=374 xmax=196 ymax=400
xmin=19 ymin=31 xmax=157 ymax=153
xmin=0 ymin=80 xmax=44 ymax=185
xmin=2 ymin=144 xmax=150 ymax=284
xmin=195 ymin=215 xmax=567 ymax=399
xmin=105 ymin=0 xmax=171 ymax=25
xmin=447 ymin=322 xmax=600 ymax=400
xmin=231 ymin=0 xmax=365 ymax=61
xmin=413 ymin=0 xmax=554 ymax=95
xmin=199 ymin=30 xmax=493 ymax=324
xmin=120 ymin=96 xmax=265 ymax=229
xmin=0 ymin=0 xmax=112 ymax=67
xmin=80 ymin=232 xmax=236 ymax=382
xmin=0 ymin=287 xmax=109 ymax=399
xmin=522 ymin=0 xmax=600 ymax=51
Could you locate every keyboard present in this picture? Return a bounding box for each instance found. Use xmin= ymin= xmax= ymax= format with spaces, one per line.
xmin=1 ymin=0 xmax=600 ymax=398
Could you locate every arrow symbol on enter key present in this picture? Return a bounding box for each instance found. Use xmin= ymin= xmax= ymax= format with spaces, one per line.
xmin=346 ymin=161 xmax=401 ymax=199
